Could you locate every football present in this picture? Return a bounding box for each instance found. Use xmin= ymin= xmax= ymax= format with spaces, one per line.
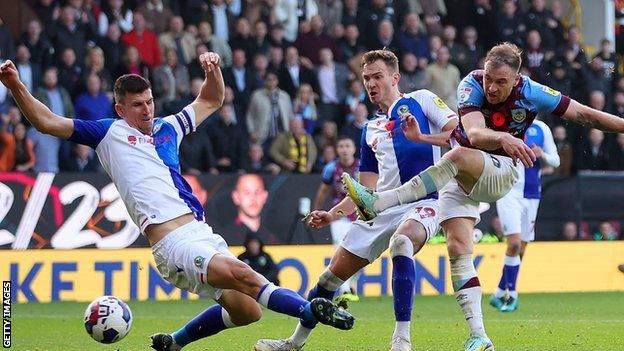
xmin=84 ymin=296 xmax=133 ymax=344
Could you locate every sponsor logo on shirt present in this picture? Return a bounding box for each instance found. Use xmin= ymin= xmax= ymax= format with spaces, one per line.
xmin=459 ymin=87 xmax=472 ymax=103
xmin=433 ymin=96 xmax=448 ymax=109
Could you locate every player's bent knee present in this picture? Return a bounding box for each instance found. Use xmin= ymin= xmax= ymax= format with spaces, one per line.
xmin=389 ymin=234 xmax=413 ymax=257
xmin=231 ymin=262 xmax=264 ymax=291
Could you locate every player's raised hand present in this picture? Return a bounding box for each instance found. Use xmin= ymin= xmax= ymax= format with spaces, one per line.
xmin=400 ymin=114 xmax=422 ymax=142
xmin=304 ymin=210 xmax=333 ymax=229
xmin=0 ymin=60 xmax=21 ymax=89
xmin=199 ymin=52 xmax=221 ymax=73
xmin=501 ymin=134 xmax=536 ymax=167
xmin=530 ymin=144 xmax=544 ymax=158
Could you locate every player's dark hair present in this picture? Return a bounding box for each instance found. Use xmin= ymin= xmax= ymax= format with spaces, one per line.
xmin=114 ymin=74 xmax=151 ymax=103
xmin=485 ymin=42 xmax=522 ymax=72
xmin=336 ymin=135 xmax=356 ymax=147
xmin=361 ymin=49 xmax=399 ymax=72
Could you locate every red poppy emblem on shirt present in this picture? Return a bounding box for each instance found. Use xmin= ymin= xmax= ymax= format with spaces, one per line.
xmin=492 ymin=112 xmax=506 ymax=127
xmin=385 ymin=121 xmax=395 ymax=131
xmin=127 ymin=135 xmax=137 ymax=145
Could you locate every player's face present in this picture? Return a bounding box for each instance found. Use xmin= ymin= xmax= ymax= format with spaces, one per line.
xmin=483 ymin=62 xmax=519 ymax=104
xmin=117 ymin=89 xmax=155 ymax=134
xmin=362 ymin=60 xmax=399 ymax=106
xmin=336 ymin=139 xmax=356 ymax=161
xmin=232 ymin=176 xmax=268 ymax=219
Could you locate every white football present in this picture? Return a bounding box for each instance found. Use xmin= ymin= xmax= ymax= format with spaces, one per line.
xmin=84 ymin=295 xmax=133 ymax=343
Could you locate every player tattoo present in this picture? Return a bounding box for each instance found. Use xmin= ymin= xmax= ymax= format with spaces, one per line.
xmin=574 ymin=111 xmax=598 ymax=128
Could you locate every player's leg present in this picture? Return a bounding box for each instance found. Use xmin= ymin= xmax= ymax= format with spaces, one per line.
xmin=254 ymin=247 xmax=367 ymax=350
xmin=388 ymin=218 xmax=428 ymax=351
xmin=330 ymin=218 xmax=359 ymax=298
xmin=492 ymin=194 xmax=523 ymax=310
xmin=343 ymin=147 xmax=484 ymax=219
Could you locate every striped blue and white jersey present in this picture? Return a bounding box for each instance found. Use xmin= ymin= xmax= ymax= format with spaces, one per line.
xmin=510 ymin=120 xmax=560 ymax=199
xmin=68 ymin=106 xmax=204 ymax=233
xmin=359 ymin=90 xmax=457 ymax=197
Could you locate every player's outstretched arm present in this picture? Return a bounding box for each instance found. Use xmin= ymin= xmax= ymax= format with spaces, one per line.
xmin=191 ymin=52 xmax=225 ymax=126
xmin=0 ymin=60 xmax=74 ymax=139
xmin=561 ymin=99 xmax=624 ymax=133
xmin=462 ymin=110 xmax=536 ymax=167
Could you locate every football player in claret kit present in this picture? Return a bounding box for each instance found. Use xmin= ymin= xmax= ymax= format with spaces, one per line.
xmin=0 ymin=52 xmax=354 ymax=351
xmin=344 ymin=42 xmax=624 ymax=351
xmin=491 ymin=119 xmax=559 ymax=312
xmin=255 ymin=49 xmax=457 ymax=351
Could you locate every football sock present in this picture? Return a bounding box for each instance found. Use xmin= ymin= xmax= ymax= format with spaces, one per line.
xmin=375 ymin=157 xmax=458 ymax=213
xmin=390 ymin=234 xmax=415 ymax=341
xmin=291 ymin=271 xmax=344 ymax=345
xmin=172 ymin=305 xmax=234 ymax=347
xmin=256 ymin=283 xmax=314 ymax=322
xmin=503 ymin=255 xmax=521 ymax=299
xmin=450 ymin=254 xmax=486 ymax=338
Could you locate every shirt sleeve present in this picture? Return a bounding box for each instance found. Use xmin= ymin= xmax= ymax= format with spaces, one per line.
xmin=68 ymin=119 xmax=116 ymax=149
xmin=321 ymin=161 xmax=336 ymax=184
xmin=535 ymin=120 xmax=560 ymax=168
xmin=163 ymin=105 xmax=197 ymax=140
xmin=408 ymin=90 xmax=457 ymax=130
xmin=523 ymin=77 xmax=571 ymax=116
xmin=359 ymin=124 xmax=378 ymax=173
xmin=457 ymin=72 xmax=485 ymax=116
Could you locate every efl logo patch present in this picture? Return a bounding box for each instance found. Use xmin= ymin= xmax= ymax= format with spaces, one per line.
xmin=542 ymin=85 xmax=560 ymax=96
xmin=433 ymin=96 xmax=448 ymax=109
xmin=459 ymin=87 xmax=472 ymax=103
xmin=511 ymin=108 xmax=526 ymax=123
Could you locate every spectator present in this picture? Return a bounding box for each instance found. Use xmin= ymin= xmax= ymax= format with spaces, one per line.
xmin=113 ymin=46 xmax=151 ymax=81
xmin=250 ymin=53 xmax=269 ymax=89
xmin=152 ymin=48 xmax=190 ymax=114
xmin=312 ymin=143 xmax=337 ymax=174
xmin=82 ymin=46 xmax=113 ymax=94
xmin=456 ymin=26 xmax=483 ymax=76
xmin=472 ymin=0 xmax=498 ymax=50
xmin=425 ymin=46 xmax=460 ymax=111
xmin=122 ymin=12 xmax=162 ymax=69
xmin=339 ymin=24 xmax=366 ymax=74
xmin=577 ymin=128 xmax=609 ymax=171
xmin=197 ymin=21 xmax=233 ymax=68
xmin=74 ymin=74 xmax=113 ymax=121
xmin=371 ymin=19 xmax=401 ymax=54
xmin=246 ymin=71 xmax=293 ymax=147
xmin=223 ymin=49 xmax=256 ymax=114
xmin=558 ymin=25 xmax=587 ymax=65
xmin=206 ymin=0 xmax=236 ymax=42
xmin=208 ymin=104 xmax=248 ymax=173
xmin=340 ymin=103 xmax=368 ymax=155
xmin=523 ymin=30 xmax=552 ymax=82
xmin=226 ymin=173 xmax=279 ymax=244
xmin=611 ymin=90 xmax=624 ymax=119
xmin=561 ymin=221 xmax=577 ymax=240
xmin=498 ymin=0 xmax=526 ymax=47
xmin=237 ymin=234 xmax=281 ymax=285
xmin=274 ymin=0 xmax=318 ymax=43
xmin=0 ymin=114 xmax=15 ymax=172
xmin=278 ymin=46 xmax=318 ymax=99
xmin=315 ymin=120 xmax=338 ymax=151
xmin=98 ymin=23 xmax=126 ymax=74
xmin=594 ymin=39 xmax=620 ymax=88
xmin=547 ymin=59 xmax=573 ymax=98
xmin=179 ymin=126 xmax=218 ymax=176
xmin=594 ymin=221 xmax=620 ymax=241
xmin=526 ymin=0 xmax=562 ymax=51
xmin=341 ymin=0 xmax=361 ymax=28
xmin=35 ymin=66 xmax=74 ymax=119
xmin=159 ymin=16 xmax=197 ymax=65
xmin=62 ymin=143 xmax=100 ymax=172
xmin=269 ymin=117 xmax=317 ymax=174
xmin=229 ymin=17 xmax=255 ymax=61
xmin=137 ymin=0 xmax=174 ymax=34
xmin=609 ymin=133 xmax=624 ymax=171
xmin=268 ymin=24 xmax=292 ymax=50
xmin=50 ymin=5 xmax=92 ymax=63
xmin=268 ymin=46 xmax=284 ymax=72
xmin=19 ymin=20 xmax=54 ymax=70
xmin=57 ymin=48 xmax=82 ymax=98
xmin=0 ymin=19 xmax=14 ymax=62
xmin=243 ymin=142 xmax=281 ymax=175
xmin=251 ymin=21 xmax=271 ymax=57
xmin=187 ymin=43 xmax=210 ymax=81
xmin=398 ymin=52 xmax=428 ymax=94
xmin=359 ymin=0 xmax=400 ymax=47
xmin=33 ymin=0 xmax=61 ymax=30
xmin=293 ymin=83 xmax=318 ymax=134
xmin=342 ymin=79 xmax=367 ymax=121
xmin=14 ymin=44 xmax=41 ymax=94
xmin=295 ymin=15 xmax=340 ymax=65
xmin=552 ymin=125 xmax=573 ymax=176
xmin=98 ymin=0 xmax=133 ymax=36
xmin=315 ymin=47 xmax=350 ymax=127
xmin=397 ymin=13 xmax=429 ymax=62
xmin=12 ymin=122 xmax=36 ymax=172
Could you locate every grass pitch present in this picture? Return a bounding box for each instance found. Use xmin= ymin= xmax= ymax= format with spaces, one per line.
xmin=10 ymin=292 xmax=624 ymax=350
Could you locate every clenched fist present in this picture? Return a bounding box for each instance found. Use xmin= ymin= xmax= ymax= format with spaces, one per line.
xmin=199 ymin=52 xmax=221 ymax=73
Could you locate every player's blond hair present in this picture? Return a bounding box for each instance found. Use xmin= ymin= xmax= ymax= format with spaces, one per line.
xmin=361 ymin=49 xmax=399 ymax=72
xmin=485 ymin=42 xmax=522 ymax=72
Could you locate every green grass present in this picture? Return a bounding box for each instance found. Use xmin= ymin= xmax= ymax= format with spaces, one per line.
xmin=9 ymin=292 xmax=624 ymax=350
